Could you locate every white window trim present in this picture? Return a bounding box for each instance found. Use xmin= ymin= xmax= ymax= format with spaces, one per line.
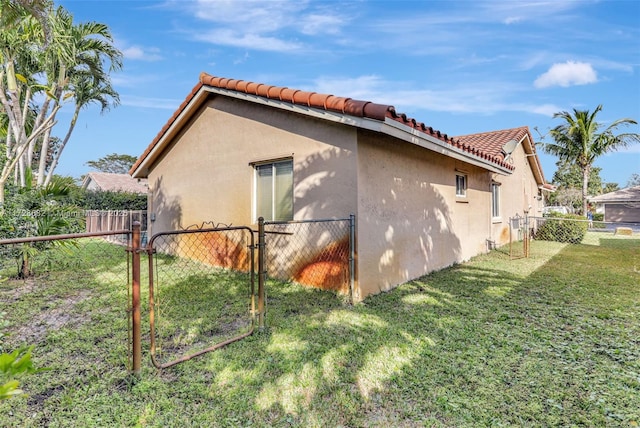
xmin=456 ymin=173 xmax=467 ymax=198
xmin=252 ymin=158 xmax=293 ymax=222
xmin=491 ymin=182 xmax=501 ymax=221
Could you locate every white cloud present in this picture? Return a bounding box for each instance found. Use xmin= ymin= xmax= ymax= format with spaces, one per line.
xmin=194 ymin=29 xmax=303 ymax=52
xmin=528 ymin=103 xmax=563 ymax=116
xmin=310 ymin=75 xmax=558 ymax=117
xmin=173 ymin=0 xmax=350 ymax=53
xmin=534 ymin=61 xmax=598 ymax=88
xmin=299 ymin=13 xmax=347 ymax=35
xmin=122 ymin=45 xmax=163 ymax=61
xmin=120 ymin=95 xmax=182 ymax=110
xmin=504 ymin=16 xmax=522 ymax=24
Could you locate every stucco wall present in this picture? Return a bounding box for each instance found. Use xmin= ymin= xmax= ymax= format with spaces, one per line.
xmin=147 ymin=95 xmax=358 ymax=235
xmin=489 ymin=142 xmax=543 ymax=247
xmin=354 ymin=130 xmax=493 ymax=299
xmin=144 ymin=94 xmax=544 ymax=300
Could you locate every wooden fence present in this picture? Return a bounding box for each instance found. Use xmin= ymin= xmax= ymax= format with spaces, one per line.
xmin=85 ymin=210 xmax=147 ymax=244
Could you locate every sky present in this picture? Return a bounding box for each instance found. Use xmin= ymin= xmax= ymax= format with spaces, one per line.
xmin=54 ymin=0 xmax=640 ymax=187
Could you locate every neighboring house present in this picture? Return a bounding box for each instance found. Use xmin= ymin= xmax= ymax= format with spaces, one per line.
xmin=589 ymin=186 xmax=640 ymax=222
xmin=130 ymin=72 xmax=551 ymax=301
xmin=82 ymin=172 xmax=148 ymax=194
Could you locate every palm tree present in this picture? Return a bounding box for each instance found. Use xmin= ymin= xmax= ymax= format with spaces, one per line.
xmin=43 ymin=73 xmax=119 ymax=186
xmin=542 ymin=105 xmax=639 ymax=216
xmin=35 ymin=6 xmax=122 ymax=185
xmin=0 ymin=5 xmax=59 ymax=207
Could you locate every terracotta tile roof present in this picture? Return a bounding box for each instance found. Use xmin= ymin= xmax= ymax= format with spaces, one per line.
xmin=82 ymin=172 xmax=148 ymax=194
xmin=131 ymin=72 xmax=516 ymax=175
xmin=454 ymin=126 xmax=533 ymax=162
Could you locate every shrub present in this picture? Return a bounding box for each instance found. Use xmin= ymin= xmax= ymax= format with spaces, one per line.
xmin=80 ymin=190 xmax=147 ymax=211
xmin=535 ymin=214 xmax=588 ymax=244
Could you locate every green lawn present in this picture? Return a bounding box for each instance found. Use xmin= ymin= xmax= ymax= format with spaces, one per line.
xmin=1 ymin=236 xmax=638 ymax=427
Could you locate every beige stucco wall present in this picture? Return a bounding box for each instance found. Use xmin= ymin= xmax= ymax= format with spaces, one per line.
xmin=147 ymin=95 xmax=358 ymax=236
xmin=354 ymin=130 xmax=495 ymax=298
xmin=489 ymin=142 xmax=543 ymax=247
xmin=144 ymin=93 xmax=545 ymax=301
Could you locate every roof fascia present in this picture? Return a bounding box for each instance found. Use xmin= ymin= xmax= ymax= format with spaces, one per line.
xmin=519 ymin=131 xmax=546 ymax=186
xmin=131 ymin=87 xmax=210 ymax=178
xmin=204 ymin=86 xmax=382 ymax=131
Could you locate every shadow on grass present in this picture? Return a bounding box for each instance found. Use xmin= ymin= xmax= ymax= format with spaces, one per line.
xmin=1 ymin=240 xmax=638 ymax=427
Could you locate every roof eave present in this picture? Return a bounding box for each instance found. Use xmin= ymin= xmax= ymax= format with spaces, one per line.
xmin=131 ymin=85 xmax=209 ymax=178
xmin=131 ymin=82 xmax=515 ymax=178
xmin=382 ymin=119 xmax=513 ymax=175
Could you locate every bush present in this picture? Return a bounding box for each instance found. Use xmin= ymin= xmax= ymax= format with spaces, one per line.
xmin=535 ymin=214 xmax=588 ymax=244
xmin=80 ymin=190 xmax=147 ymax=211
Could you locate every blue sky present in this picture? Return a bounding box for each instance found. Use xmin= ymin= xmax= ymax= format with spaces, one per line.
xmin=56 ymin=0 xmax=640 ymax=187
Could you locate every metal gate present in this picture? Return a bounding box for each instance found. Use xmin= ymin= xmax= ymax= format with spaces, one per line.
xmin=144 ymin=226 xmax=263 ymax=369
xmin=509 ymin=214 xmax=531 ymax=259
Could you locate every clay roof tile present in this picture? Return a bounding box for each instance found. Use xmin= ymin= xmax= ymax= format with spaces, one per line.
xmin=324 ymin=96 xmax=347 ymax=113
xmin=267 ymin=86 xmax=283 ymax=99
xmin=245 ymin=82 xmax=259 ymax=94
xmin=309 ymin=93 xmax=329 ymax=109
xmin=256 ymin=84 xmax=270 ymax=98
xmin=293 ymin=90 xmax=313 ymax=106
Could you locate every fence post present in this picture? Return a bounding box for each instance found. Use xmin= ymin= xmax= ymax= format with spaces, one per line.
xmin=131 ymin=221 xmax=142 ymax=374
xmin=349 ymin=214 xmax=356 ymax=304
xmin=524 ymin=212 xmax=530 ymax=258
xmin=257 ymin=217 xmax=266 ymax=330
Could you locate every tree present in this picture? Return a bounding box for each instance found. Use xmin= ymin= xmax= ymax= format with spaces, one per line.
xmin=36 ymin=6 xmax=122 ymax=186
xmin=627 ymin=173 xmax=640 ymax=188
xmin=0 ymin=3 xmax=122 ymax=205
xmin=85 ymin=153 xmax=137 ymax=174
xmin=602 ymin=182 xmax=619 ymax=194
xmin=0 ymin=1 xmax=59 ymax=206
xmin=541 ymin=105 xmax=640 ymax=216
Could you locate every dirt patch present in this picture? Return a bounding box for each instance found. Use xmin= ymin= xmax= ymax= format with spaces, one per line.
xmin=0 ymin=278 xmax=40 ymax=302
xmin=9 ymin=289 xmax=93 ymax=345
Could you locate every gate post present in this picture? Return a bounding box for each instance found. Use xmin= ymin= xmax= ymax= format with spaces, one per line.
xmin=131 ymin=221 xmax=142 ymax=374
xmin=257 ymin=217 xmax=266 ymax=330
xmin=349 ymin=214 xmax=356 ymax=304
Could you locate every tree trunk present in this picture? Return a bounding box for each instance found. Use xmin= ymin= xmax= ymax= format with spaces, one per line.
xmin=0 ymin=179 xmax=5 ymax=209
xmin=581 ymin=165 xmax=590 ymax=217
xmin=44 ymin=104 xmax=80 ymax=186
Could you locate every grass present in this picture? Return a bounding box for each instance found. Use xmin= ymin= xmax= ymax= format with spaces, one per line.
xmin=1 ymin=235 xmax=639 ymax=427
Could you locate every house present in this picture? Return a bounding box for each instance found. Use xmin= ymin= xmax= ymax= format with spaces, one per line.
xmin=589 ymin=186 xmax=640 ymax=222
xmin=82 ymin=172 xmax=148 ymax=194
xmin=130 ymin=72 xmax=551 ymax=301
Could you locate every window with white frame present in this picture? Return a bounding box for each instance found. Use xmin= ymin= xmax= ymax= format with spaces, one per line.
xmin=491 ymin=182 xmax=501 ymax=219
xmin=456 ymin=174 xmax=467 ymax=197
xmin=254 ymin=159 xmax=293 ymax=221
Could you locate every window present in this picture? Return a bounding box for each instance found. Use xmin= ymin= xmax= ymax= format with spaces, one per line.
xmin=255 ymin=159 xmax=293 ymax=221
xmin=491 ymin=182 xmax=501 ymax=219
xmin=456 ymin=174 xmax=467 ymax=197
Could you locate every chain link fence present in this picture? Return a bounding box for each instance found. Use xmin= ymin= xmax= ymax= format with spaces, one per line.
xmin=0 ymin=231 xmax=132 ymax=366
xmin=264 ymin=217 xmax=355 ymax=298
xmin=509 ymin=214 xmax=639 ymax=258
xmin=3 ymin=216 xmax=357 ymax=372
xmin=146 ymin=227 xmax=256 ymax=368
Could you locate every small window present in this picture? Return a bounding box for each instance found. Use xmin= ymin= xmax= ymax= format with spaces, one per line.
xmin=255 ymin=159 xmax=293 ymax=221
xmin=456 ymin=174 xmax=467 ymax=197
xmin=491 ymin=182 xmax=501 ymax=219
